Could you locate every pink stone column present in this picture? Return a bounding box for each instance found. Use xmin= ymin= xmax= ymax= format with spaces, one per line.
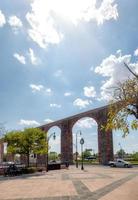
xmin=0 ymin=141 xmax=4 ymax=163
xmin=98 ymin=122 xmax=113 ymax=165
xmin=61 ymin=120 xmax=73 ymax=164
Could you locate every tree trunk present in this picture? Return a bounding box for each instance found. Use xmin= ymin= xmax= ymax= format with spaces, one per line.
xmin=27 ymin=153 xmax=29 ymax=167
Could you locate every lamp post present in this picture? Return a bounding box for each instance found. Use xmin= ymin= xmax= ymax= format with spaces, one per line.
xmin=46 ymin=132 xmax=56 ymax=172
xmin=80 ymin=138 xmax=84 ymax=170
xmin=75 ymin=130 xmax=82 ymax=168
xmin=118 ymin=143 xmax=123 ymax=159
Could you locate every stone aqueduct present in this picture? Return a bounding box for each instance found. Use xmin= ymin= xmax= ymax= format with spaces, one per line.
xmin=0 ymin=105 xmax=114 ymax=165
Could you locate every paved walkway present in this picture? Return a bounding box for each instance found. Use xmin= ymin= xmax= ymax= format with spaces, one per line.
xmin=0 ymin=166 xmax=138 ymax=200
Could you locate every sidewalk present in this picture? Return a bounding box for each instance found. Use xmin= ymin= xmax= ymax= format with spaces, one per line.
xmin=0 ymin=165 xmax=138 ymax=200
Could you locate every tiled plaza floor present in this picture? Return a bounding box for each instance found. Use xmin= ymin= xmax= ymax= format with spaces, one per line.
xmin=0 ymin=165 xmax=138 ymax=200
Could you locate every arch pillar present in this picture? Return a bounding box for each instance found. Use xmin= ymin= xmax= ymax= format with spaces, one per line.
xmin=0 ymin=140 xmax=4 ymax=163
xmin=98 ymin=121 xmax=113 ymax=165
xmin=61 ymin=120 xmax=73 ymax=164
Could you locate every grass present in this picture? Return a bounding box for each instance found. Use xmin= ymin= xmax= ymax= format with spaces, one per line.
xmin=130 ymin=161 xmax=138 ymax=164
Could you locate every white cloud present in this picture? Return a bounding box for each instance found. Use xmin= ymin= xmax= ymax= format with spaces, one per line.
xmin=45 ymin=88 xmax=52 ymax=95
xmin=73 ymin=98 xmax=92 ymax=109
xmin=26 ymin=0 xmax=63 ymax=48
xmin=30 ymin=84 xmax=44 ymax=92
xmin=8 ymin=15 xmax=22 ymax=31
xmin=84 ymin=86 xmax=96 ymax=98
xmin=44 ymin=119 xmax=53 ymax=124
xmin=116 ymin=49 xmax=122 ymax=57
xmin=28 ymin=48 xmax=39 ymax=65
xmin=0 ymin=10 xmax=6 ymax=27
xmin=134 ymin=48 xmax=138 ymax=56
xmin=19 ymin=119 xmax=40 ymax=127
xmin=13 ymin=53 xmax=26 ymax=64
xmin=26 ymin=0 xmax=118 ymax=48
xmin=64 ymin=92 xmax=72 ymax=96
xmin=76 ymin=118 xmax=97 ymax=129
xmin=30 ymin=84 xmax=52 ymax=95
xmin=50 ymin=103 xmax=61 ymax=108
xmin=95 ymin=0 xmax=118 ymax=25
xmin=95 ymin=49 xmax=138 ymax=101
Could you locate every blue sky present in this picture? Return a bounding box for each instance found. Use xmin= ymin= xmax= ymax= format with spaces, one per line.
xmin=0 ymin=0 xmax=138 ymax=154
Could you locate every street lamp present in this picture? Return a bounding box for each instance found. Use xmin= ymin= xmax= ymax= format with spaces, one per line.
xmin=118 ymin=143 xmax=123 ymax=159
xmin=75 ymin=130 xmax=82 ymax=168
xmin=80 ymin=138 xmax=84 ymax=170
xmin=46 ymin=132 xmax=56 ymax=172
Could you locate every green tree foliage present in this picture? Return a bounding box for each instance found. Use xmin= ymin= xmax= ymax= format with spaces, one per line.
xmin=83 ymin=149 xmax=92 ymax=159
xmin=132 ymin=152 xmax=138 ymax=161
xmin=106 ymin=77 xmax=138 ymax=136
xmin=116 ymin=149 xmax=126 ymax=158
xmin=0 ymin=122 xmax=6 ymax=138
xmin=49 ymin=151 xmax=58 ymax=161
xmin=4 ymin=128 xmax=47 ymax=166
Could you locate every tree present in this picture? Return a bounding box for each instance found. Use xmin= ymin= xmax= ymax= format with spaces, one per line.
xmin=4 ymin=128 xmax=47 ymax=167
xmin=131 ymin=152 xmax=138 ymax=161
xmin=105 ymin=64 xmax=138 ymax=136
xmin=124 ymin=62 xmax=138 ymax=79
xmin=83 ymin=149 xmax=92 ymax=159
xmin=49 ymin=151 xmax=58 ymax=161
xmin=106 ymin=78 xmax=138 ymax=135
xmin=116 ymin=149 xmax=126 ymax=158
xmin=0 ymin=122 xmax=7 ymax=138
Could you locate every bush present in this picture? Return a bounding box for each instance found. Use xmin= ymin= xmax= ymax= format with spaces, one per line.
xmin=22 ymin=167 xmax=37 ymax=174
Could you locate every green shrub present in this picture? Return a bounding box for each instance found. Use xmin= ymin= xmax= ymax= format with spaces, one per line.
xmin=22 ymin=167 xmax=37 ymax=174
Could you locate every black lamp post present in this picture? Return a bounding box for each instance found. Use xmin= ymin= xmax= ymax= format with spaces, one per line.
xmin=46 ymin=132 xmax=56 ymax=172
xmin=80 ymin=138 xmax=84 ymax=170
xmin=75 ymin=130 xmax=82 ymax=168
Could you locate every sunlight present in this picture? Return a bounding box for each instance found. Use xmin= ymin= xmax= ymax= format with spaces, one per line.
xmin=50 ymin=0 xmax=95 ymax=24
xmin=26 ymin=0 xmax=118 ymax=47
xmin=33 ymin=0 xmax=96 ymax=25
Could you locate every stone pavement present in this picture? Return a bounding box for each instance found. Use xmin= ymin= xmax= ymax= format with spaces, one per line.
xmin=0 ymin=165 xmax=138 ymax=200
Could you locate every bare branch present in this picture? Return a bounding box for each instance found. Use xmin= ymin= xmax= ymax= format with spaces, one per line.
xmin=124 ymin=62 xmax=138 ymax=79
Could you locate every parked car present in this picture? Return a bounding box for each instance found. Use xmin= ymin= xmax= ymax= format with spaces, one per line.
xmin=85 ymin=156 xmax=96 ymax=161
xmin=49 ymin=160 xmax=56 ymax=163
xmin=109 ymin=159 xmax=132 ymax=168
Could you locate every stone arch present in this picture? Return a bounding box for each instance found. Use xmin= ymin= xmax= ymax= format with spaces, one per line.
xmin=47 ymin=125 xmax=61 ymax=160
xmin=0 ymin=105 xmax=114 ymax=165
xmin=72 ymin=117 xmax=98 ymax=156
xmin=35 ymin=105 xmax=114 ymax=165
xmin=70 ymin=114 xmax=98 ymax=130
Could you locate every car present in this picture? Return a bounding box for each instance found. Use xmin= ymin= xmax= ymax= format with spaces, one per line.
xmin=109 ymin=159 xmax=132 ymax=168
xmin=85 ymin=156 xmax=96 ymax=161
xmin=2 ymin=161 xmax=15 ymax=165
